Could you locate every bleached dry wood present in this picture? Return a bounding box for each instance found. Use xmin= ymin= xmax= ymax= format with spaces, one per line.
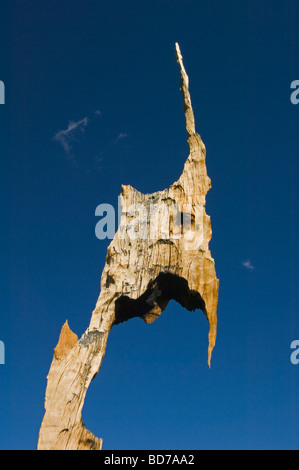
xmin=37 ymin=43 xmax=219 ymax=451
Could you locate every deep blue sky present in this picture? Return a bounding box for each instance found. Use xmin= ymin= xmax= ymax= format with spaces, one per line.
xmin=1 ymin=0 xmax=299 ymax=450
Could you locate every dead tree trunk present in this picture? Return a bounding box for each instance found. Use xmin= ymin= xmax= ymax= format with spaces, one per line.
xmin=37 ymin=43 xmax=219 ymax=451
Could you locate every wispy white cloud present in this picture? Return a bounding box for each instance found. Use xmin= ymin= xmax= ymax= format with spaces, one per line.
xmin=53 ymin=112 xmax=129 ymax=172
xmin=114 ymin=132 xmax=128 ymax=143
xmin=53 ymin=117 xmax=89 ymax=154
xmin=94 ymin=132 xmax=129 ymax=170
xmin=242 ymin=259 xmax=255 ymax=270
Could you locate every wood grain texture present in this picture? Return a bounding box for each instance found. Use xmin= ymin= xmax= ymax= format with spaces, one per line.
xmin=37 ymin=43 xmax=219 ymax=450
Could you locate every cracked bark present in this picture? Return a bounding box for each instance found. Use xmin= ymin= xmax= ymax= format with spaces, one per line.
xmin=37 ymin=43 xmax=219 ymax=451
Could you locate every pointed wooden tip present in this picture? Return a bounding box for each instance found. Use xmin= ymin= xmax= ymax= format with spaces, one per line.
xmin=175 ymin=42 xmax=182 ymax=59
xmin=54 ymin=320 xmax=78 ymax=360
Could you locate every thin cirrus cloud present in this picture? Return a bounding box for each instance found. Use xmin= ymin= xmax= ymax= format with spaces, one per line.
xmin=93 ymin=132 xmax=128 ymax=169
xmin=53 ymin=117 xmax=89 ymax=155
xmin=115 ymin=132 xmax=127 ymax=142
xmin=53 ymin=111 xmax=128 ymax=171
xmin=242 ymin=259 xmax=255 ymax=270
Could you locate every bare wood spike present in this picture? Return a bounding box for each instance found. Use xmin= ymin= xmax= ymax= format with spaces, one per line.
xmin=37 ymin=43 xmax=219 ymax=450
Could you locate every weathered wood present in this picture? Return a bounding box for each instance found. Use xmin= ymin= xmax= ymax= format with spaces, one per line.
xmin=37 ymin=43 xmax=219 ymax=450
